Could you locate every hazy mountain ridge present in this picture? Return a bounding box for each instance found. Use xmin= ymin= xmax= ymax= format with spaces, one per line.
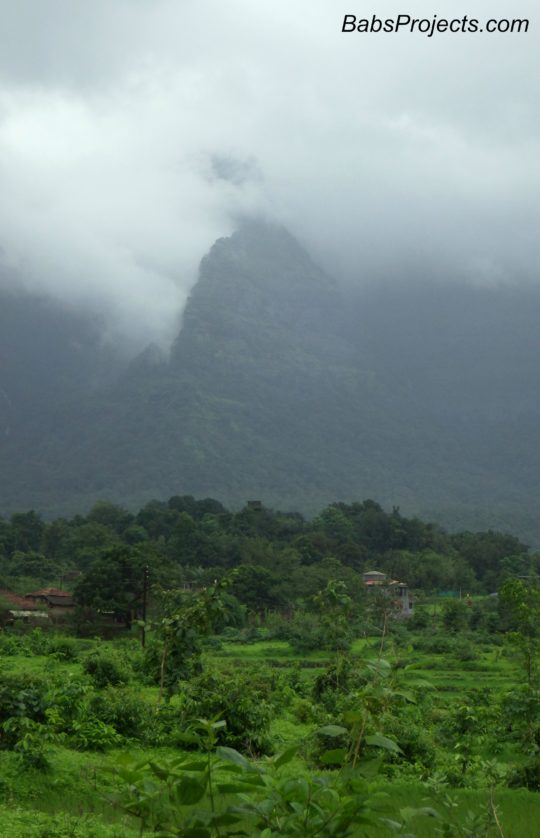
xmin=1 ymin=223 xmax=540 ymax=543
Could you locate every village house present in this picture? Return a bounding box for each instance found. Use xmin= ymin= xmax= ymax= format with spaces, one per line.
xmin=25 ymin=587 xmax=75 ymax=612
xmin=362 ymin=570 xmax=413 ymax=616
xmin=0 ymin=588 xmax=49 ymax=627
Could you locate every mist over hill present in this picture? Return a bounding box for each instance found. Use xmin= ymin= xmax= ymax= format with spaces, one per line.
xmin=1 ymin=222 xmax=540 ymax=543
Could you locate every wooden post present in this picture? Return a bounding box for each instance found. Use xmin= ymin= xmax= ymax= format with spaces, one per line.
xmin=141 ymin=564 xmax=149 ymax=648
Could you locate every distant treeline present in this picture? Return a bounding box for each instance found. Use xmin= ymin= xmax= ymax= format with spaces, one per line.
xmin=0 ymin=497 xmax=537 ymax=611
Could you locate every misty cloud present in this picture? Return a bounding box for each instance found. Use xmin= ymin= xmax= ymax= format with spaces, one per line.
xmin=0 ymin=0 xmax=538 ymax=349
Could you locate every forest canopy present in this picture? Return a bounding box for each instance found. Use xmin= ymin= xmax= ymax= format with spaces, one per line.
xmin=0 ymin=497 xmax=535 ymax=615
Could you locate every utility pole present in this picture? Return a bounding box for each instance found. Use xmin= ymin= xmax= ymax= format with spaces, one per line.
xmin=141 ymin=565 xmax=149 ymax=648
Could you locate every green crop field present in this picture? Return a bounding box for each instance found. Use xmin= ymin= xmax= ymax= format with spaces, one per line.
xmin=1 ymin=499 xmax=540 ymax=835
xmin=0 ymin=616 xmax=539 ymax=837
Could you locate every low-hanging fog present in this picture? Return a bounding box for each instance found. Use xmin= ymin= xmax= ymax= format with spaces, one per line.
xmin=0 ymin=0 xmax=538 ymax=351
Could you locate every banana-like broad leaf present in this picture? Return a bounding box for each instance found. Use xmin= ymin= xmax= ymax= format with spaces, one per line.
xmin=216 ymin=746 xmax=251 ymax=770
xmin=365 ymin=733 xmax=402 ymax=753
xmin=317 ymin=725 xmax=348 ymax=737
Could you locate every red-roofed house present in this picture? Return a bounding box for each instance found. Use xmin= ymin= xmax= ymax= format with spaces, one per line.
xmin=25 ymin=588 xmax=75 ymax=610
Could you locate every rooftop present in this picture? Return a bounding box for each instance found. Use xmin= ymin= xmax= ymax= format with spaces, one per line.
xmin=0 ymin=589 xmax=39 ymax=610
xmin=25 ymin=587 xmax=72 ymax=598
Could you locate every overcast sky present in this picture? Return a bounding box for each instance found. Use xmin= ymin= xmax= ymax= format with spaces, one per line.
xmin=0 ymin=0 xmax=538 ymax=349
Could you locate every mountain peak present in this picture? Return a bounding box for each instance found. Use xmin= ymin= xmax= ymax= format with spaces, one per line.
xmin=200 ymin=220 xmax=334 ymax=293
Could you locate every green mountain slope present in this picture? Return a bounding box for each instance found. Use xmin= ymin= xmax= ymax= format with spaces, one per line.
xmin=1 ymin=223 xmax=540 ymax=542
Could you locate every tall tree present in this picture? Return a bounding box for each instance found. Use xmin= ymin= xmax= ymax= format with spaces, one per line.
xmin=74 ymin=545 xmax=167 ymax=627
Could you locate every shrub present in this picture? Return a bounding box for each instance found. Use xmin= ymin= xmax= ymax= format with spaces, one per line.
xmin=179 ymin=669 xmax=274 ymax=753
xmin=82 ymin=652 xmax=131 ymax=688
xmin=291 ymin=697 xmax=322 ymax=724
xmin=287 ymin=612 xmax=325 ymax=654
xmin=452 ymin=640 xmax=478 ymax=662
xmin=220 ymin=626 xmax=241 ymax=641
xmin=378 ymin=711 xmax=436 ymax=769
xmin=2 ymin=716 xmax=52 ymax=770
xmin=508 ymin=756 xmax=540 ymax=790
xmin=48 ymin=636 xmax=80 ymax=661
xmin=70 ymin=717 xmax=122 ymax=751
xmin=201 ymin=636 xmax=223 ymax=650
xmin=47 ymin=678 xmax=90 ymax=727
xmin=142 ymin=634 xmax=203 ymax=693
xmin=0 ymin=633 xmax=23 ymax=655
xmin=285 ymin=661 xmax=308 ymax=696
xmin=500 ymin=685 xmax=540 ymax=742
xmin=442 ymin=600 xmax=470 ymax=633
xmin=24 ymin=629 xmax=52 ymax=656
xmin=237 ymin=625 xmax=270 ymax=645
xmin=88 ymin=687 xmax=153 ymax=739
xmin=262 ymin=611 xmax=291 ymax=640
xmin=0 ymin=673 xmax=49 ymax=730
xmin=312 ymin=656 xmax=357 ymax=705
xmin=29 ymin=813 xmax=134 ymax=837
xmin=412 ymin=634 xmax=454 ymax=654
xmin=309 ymin=724 xmax=349 ymax=768
xmin=406 ymin=606 xmax=430 ymax=630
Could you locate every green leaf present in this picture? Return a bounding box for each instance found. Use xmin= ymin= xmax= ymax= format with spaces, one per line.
xmin=392 ymin=689 xmax=417 ymax=704
xmin=366 ymin=658 xmax=391 ymax=677
xmin=148 ymin=761 xmax=170 ymax=780
xmin=406 ymin=679 xmax=434 ymax=690
xmin=208 ymin=811 xmax=244 ymax=826
xmin=319 ymin=748 xmax=347 ymax=765
xmin=220 ymin=763 xmax=245 ymax=774
xmin=317 ymin=725 xmax=347 ymax=737
xmin=180 ymin=759 xmax=208 ymax=772
xmin=216 ymin=782 xmax=260 ymax=794
xmin=400 ymin=805 xmax=440 ymax=821
xmin=216 ymin=746 xmax=251 ymax=770
xmin=273 ymin=746 xmax=297 ymax=768
xmin=365 ymin=734 xmax=402 ymax=753
xmin=380 ymin=818 xmax=404 ymax=830
xmin=219 ymin=772 xmax=265 ymax=787
xmin=174 ymin=732 xmax=201 ymax=745
xmin=174 ymin=775 xmax=207 ymax=805
xmin=281 ymin=777 xmax=309 ymax=803
xmin=354 ymin=756 xmax=383 ymax=779
xmin=343 ymin=710 xmax=364 ymax=724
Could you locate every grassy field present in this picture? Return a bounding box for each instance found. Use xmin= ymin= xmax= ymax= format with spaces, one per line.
xmin=0 ymin=625 xmax=538 ymax=836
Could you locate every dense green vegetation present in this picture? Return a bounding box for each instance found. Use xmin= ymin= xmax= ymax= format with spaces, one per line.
xmin=1 ymin=589 xmax=540 ymax=835
xmin=1 ymin=496 xmax=537 ymax=606
xmin=1 ymin=496 xmax=540 ymax=834
xmin=3 ymin=223 xmax=540 ymax=543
